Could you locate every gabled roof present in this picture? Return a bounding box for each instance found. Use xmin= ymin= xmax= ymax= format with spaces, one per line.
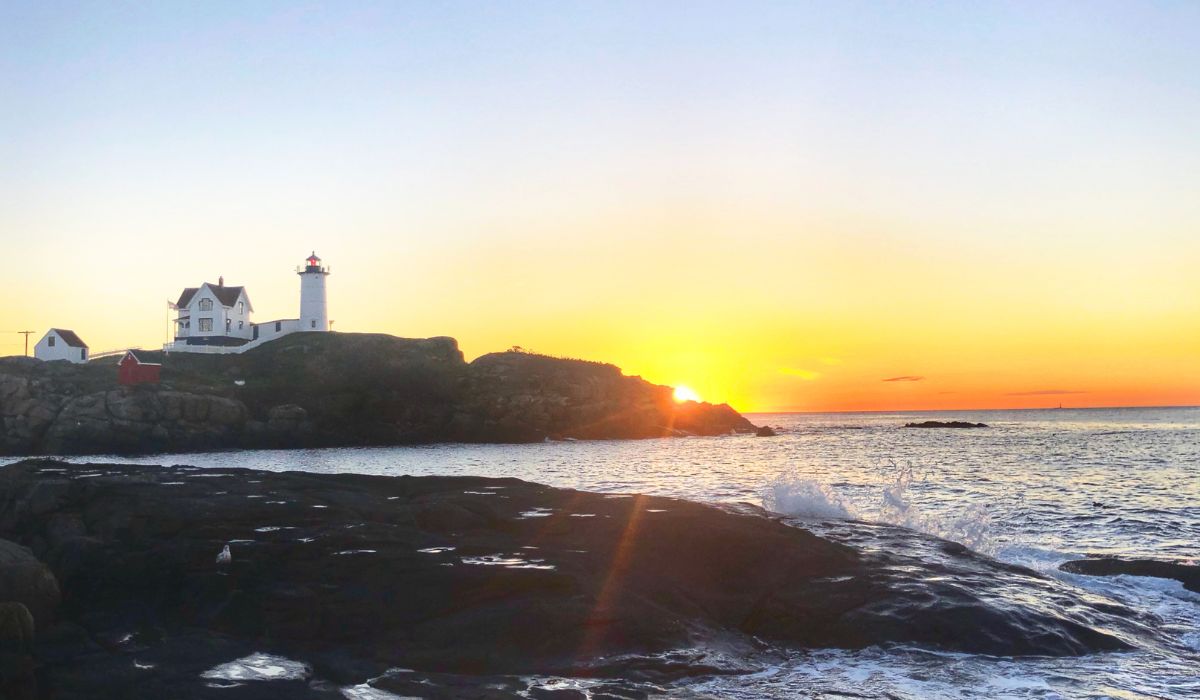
xmin=49 ymin=329 xmax=88 ymax=348
xmin=175 ymin=287 xmax=200 ymax=308
xmin=176 ymin=283 xmax=252 ymax=311
xmin=122 ymin=349 xmax=162 ymax=366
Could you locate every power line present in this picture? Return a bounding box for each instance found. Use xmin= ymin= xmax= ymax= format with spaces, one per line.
xmin=18 ymin=331 xmax=34 ymax=356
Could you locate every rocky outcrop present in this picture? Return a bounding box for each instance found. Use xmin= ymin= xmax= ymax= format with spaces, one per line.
xmin=451 ymin=351 xmax=751 ymax=441
xmin=903 ymin=420 xmax=988 ymax=429
xmin=0 ymin=460 xmax=1155 ymax=699
xmin=1061 ymin=557 xmax=1200 ymax=593
xmin=0 ymin=334 xmax=757 ymax=455
xmin=0 ymin=364 xmax=74 ymax=453
xmin=41 ymin=390 xmax=246 ymax=455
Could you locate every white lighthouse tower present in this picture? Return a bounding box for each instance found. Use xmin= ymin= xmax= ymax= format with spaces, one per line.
xmin=298 ymin=251 xmax=330 ymax=332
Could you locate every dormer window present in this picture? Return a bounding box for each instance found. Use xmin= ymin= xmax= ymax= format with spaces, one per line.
xmin=199 ymin=298 xmax=213 ymax=311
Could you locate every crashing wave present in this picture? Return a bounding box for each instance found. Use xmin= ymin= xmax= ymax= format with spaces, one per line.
xmin=763 ymin=461 xmax=993 ymax=553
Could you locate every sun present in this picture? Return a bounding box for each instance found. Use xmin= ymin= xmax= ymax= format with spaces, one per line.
xmin=673 ymin=385 xmax=702 ymax=403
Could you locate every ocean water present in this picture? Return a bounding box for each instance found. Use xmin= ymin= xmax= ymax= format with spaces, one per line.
xmin=8 ymin=406 xmax=1200 ymax=699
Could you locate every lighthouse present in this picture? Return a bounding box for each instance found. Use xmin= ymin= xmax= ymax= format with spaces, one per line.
xmin=298 ymin=251 xmax=329 ymax=331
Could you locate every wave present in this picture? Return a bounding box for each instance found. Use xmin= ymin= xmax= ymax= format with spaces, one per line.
xmin=762 ymin=462 xmax=993 ymax=553
xmin=762 ymin=475 xmax=856 ymax=520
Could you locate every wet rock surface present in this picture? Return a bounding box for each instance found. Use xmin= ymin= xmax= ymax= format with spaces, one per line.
xmin=0 ymin=459 xmax=1154 ymax=698
xmin=1060 ymin=557 xmax=1200 ymax=593
xmin=0 ymin=334 xmax=756 ymax=455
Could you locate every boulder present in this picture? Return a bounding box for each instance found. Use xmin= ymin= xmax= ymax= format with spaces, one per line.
xmin=0 ymin=540 xmax=59 ymax=629
xmin=0 ymin=603 xmax=35 ymax=652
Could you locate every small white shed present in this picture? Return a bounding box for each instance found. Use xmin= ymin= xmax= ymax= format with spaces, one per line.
xmin=34 ymin=329 xmax=89 ymax=363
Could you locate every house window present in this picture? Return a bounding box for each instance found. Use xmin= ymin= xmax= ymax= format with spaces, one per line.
xmin=199 ymin=318 xmax=213 ymax=332
xmin=225 ymin=319 xmax=231 ymax=333
xmin=48 ymin=336 xmax=55 ymax=347
xmin=311 ymin=320 xmax=316 ymax=328
xmin=199 ymin=298 xmax=213 ymax=311
xmin=275 ymin=321 xmax=281 ymax=332
xmin=81 ymin=348 xmax=87 ymax=361
xmin=238 ymin=321 xmax=243 ymax=330
xmin=238 ymin=302 xmax=244 ymax=314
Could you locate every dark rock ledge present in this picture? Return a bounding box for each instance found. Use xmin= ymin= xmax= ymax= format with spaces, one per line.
xmin=0 ymin=459 xmax=1151 ymax=699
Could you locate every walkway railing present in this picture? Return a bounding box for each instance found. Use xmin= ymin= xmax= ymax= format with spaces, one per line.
xmin=89 ymin=347 xmax=144 ymax=360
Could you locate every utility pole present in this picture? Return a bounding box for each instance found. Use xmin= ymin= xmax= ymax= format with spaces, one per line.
xmin=18 ymin=331 xmax=34 ymax=356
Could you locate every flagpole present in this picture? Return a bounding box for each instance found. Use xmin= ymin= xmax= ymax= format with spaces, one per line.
xmin=166 ymin=300 xmax=176 ymax=353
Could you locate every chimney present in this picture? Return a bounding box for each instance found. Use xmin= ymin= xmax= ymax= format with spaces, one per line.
xmin=218 ymin=276 xmax=224 ymax=287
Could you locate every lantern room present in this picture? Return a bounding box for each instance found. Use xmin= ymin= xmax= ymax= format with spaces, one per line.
xmin=304 ymin=252 xmax=326 ymax=273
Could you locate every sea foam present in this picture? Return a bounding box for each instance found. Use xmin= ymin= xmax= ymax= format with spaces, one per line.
xmin=763 ymin=462 xmax=993 ymax=553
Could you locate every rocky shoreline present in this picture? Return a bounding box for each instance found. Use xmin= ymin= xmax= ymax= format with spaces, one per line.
xmin=0 ymin=333 xmax=756 ymax=456
xmin=0 ymin=459 xmax=1157 ymax=699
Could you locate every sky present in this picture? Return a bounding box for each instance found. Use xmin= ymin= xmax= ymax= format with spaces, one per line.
xmin=2 ymin=1 xmax=1198 ymax=412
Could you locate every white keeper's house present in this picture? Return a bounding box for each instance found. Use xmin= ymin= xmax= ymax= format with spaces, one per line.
xmin=166 ymin=252 xmax=330 ymax=355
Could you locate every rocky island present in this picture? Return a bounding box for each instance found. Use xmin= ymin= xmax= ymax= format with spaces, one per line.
xmin=0 ymin=334 xmax=755 ymax=456
xmin=0 ymin=459 xmax=1154 ymax=699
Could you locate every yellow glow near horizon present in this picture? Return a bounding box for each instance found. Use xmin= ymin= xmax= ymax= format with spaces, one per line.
xmin=673 ymin=385 xmax=702 ymax=403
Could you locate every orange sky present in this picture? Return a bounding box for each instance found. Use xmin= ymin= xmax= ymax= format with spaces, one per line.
xmin=2 ymin=3 xmax=1199 ymax=412
xmin=3 ymin=209 xmax=1196 ymax=413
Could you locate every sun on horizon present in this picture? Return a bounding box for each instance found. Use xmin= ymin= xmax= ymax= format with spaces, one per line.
xmin=673 ymin=385 xmax=702 ymax=403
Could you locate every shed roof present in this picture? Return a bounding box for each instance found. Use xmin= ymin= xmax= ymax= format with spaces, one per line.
xmin=49 ymin=329 xmax=88 ymax=348
xmin=122 ymin=349 xmax=162 ymax=366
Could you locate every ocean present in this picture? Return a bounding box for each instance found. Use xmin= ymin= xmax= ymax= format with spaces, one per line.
xmin=8 ymin=406 xmax=1199 ymax=699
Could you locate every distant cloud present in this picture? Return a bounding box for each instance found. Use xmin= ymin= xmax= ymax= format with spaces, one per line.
xmin=882 ymin=375 xmax=924 ymax=382
xmin=1006 ymin=389 xmax=1088 ymax=396
xmin=780 ymin=367 xmax=821 ymax=380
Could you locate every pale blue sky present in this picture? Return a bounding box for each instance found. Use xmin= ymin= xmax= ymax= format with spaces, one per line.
xmin=1 ymin=2 xmax=1197 ymax=409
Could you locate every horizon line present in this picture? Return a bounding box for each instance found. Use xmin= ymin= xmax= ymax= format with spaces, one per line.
xmin=744 ymin=403 xmax=1200 ymax=415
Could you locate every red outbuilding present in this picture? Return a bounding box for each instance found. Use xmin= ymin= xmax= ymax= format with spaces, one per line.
xmin=118 ymin=350 xmax=162 ymax=386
